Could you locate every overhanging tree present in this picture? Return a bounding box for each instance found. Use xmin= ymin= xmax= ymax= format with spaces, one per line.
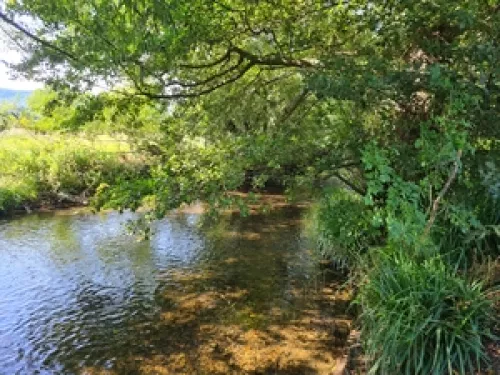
xmin=1 ymin=0 xmax=498 ymax=223
xmin=2 ymin=1 xmax=499 ymax=373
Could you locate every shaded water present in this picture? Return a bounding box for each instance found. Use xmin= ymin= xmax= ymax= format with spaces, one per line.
xmin=0 ymin=204 xmax=352 ymax=375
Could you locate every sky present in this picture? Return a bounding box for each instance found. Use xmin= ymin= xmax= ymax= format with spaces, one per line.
xmin=0 ymin=26 xmax=43 ymax=91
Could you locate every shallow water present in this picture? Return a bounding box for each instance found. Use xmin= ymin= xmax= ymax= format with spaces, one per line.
xmin=0 ymin=205 xmax=351 ymax=375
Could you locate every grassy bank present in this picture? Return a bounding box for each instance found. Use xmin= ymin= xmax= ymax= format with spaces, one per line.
xmin=306 ymin=187 xmax=500 ymax=374
xmin=0 ymin=131 xmax=146 ymax=215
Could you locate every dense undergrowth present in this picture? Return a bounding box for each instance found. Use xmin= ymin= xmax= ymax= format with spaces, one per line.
xmin=0 ymin=131 xmax=146 ymax=215
xmin=308 ymin=167 xmax=499 ymax=374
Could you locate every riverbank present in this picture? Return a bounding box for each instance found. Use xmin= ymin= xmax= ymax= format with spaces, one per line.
xmin=0 ymin=131 xmax=147 ymax=216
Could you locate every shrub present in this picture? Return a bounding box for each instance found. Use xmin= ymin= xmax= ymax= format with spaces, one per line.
xmin=0 ymin=177 xmax=38 ymax=213
xmin=357 ymin=250 xmax=496 ymax=375
xmin=0 ymin=133 xmax=144 ymax=214
xmin=306 ymin=188 xmax=380 ymax=267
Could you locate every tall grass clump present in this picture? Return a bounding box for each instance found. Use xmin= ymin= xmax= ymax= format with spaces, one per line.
xmin=357 ymin=250 xmax=496 ymax=375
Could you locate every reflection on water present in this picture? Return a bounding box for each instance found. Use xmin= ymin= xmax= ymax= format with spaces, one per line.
xmin=0 ymin=205 xmax=352 ymax=375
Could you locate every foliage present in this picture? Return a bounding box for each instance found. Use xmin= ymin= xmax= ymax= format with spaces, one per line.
xmin=0 ymin=176 xmax=38 ymax=213
xmin=0 ymin=101 xmax=32 ymax=130
xmin=357 ymin=250 xmax=496 ymax=375
xmin=0 ymin=133 xmax=145 ymax=214
xmin=93 ymin=135 xmax=247 ymax=215
xmin=306 ymin=189 xmax=379 ymax=267
xmin=2 ymin=0 xmax=499 ymax=373
xmin=21 ymin=88 xmax=166 ymax=135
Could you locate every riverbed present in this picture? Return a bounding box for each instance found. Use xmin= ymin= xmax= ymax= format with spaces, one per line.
xmin=0 ymin=203 xmax=352 ymax=374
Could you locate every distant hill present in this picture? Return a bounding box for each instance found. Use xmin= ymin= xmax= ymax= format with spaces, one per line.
xmin=0 ymin=88 xmax=33 ymax=105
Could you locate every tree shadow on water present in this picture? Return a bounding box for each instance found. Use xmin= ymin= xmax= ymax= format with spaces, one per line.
xmin=75 ymin=206 xmax=353 ymax=375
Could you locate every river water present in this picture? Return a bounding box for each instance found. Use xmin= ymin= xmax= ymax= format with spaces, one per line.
xmin=0 ymin=204 xmax=352 ymax=375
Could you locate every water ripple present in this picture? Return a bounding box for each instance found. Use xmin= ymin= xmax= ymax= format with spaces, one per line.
xmin=0 ymin=207 xmax=321 ymax=374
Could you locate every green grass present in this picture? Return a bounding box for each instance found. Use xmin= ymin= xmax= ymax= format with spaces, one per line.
xmin=357 ymin=250 xmax=496 ymax=375
xmin=0 ymin=131 xmax=145 ymax=214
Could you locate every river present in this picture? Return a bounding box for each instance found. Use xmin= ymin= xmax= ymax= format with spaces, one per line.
xmin=0 ymin=203 xmax=352 ymax=375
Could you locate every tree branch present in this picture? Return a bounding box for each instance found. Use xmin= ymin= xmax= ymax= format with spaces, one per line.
xmin=136 ymin=62 xmax=256 ymax=99
xmin=333 ymin=172 xmax=366 ymax=196
xmin=231 ymin=46 xmax=318 ymax=68
xmin=424 ymin=149 xmax=463 ymax=235
xmin=179 ymin=48 xmax=233 ymax=69
xmin=165 ymin=55 xmax=245 ymax=88
xmin=1 ymin=9 xmax=319 ymax=99
xmin=0 ymin=11 xmax=78 ymax=62
xmin=279 ymin=88 xmax=311 ymax=124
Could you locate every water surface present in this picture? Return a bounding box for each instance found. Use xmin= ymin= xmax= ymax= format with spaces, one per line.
xmin=0 ymin=205 xmax=351 ymax=375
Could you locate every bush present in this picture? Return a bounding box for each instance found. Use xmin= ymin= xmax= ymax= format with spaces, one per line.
xmin=357 ymin=250 xmax=496 ymax=375
xmin=0 ymin=133 xmax=144 ymax=214
xmin=306 ymin=188 xmax=380 ymax=267
xmin=0 ymin=178 xmax=38 ymax=213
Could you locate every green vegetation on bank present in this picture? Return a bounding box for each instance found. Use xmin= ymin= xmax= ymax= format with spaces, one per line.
xmin=357 ymin=251 xmax=495 ymax=375
xmin=0 ymin=131 xmax=145 ymax=214
xmin=0 ymin=87 xmax=167 ymax=215
xmin=1 ymin=0 xmax=499 ymax=373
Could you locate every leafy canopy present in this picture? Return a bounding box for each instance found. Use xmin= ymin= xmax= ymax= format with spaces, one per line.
xmin=2 ymin=1 xmax=499 ymax=373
